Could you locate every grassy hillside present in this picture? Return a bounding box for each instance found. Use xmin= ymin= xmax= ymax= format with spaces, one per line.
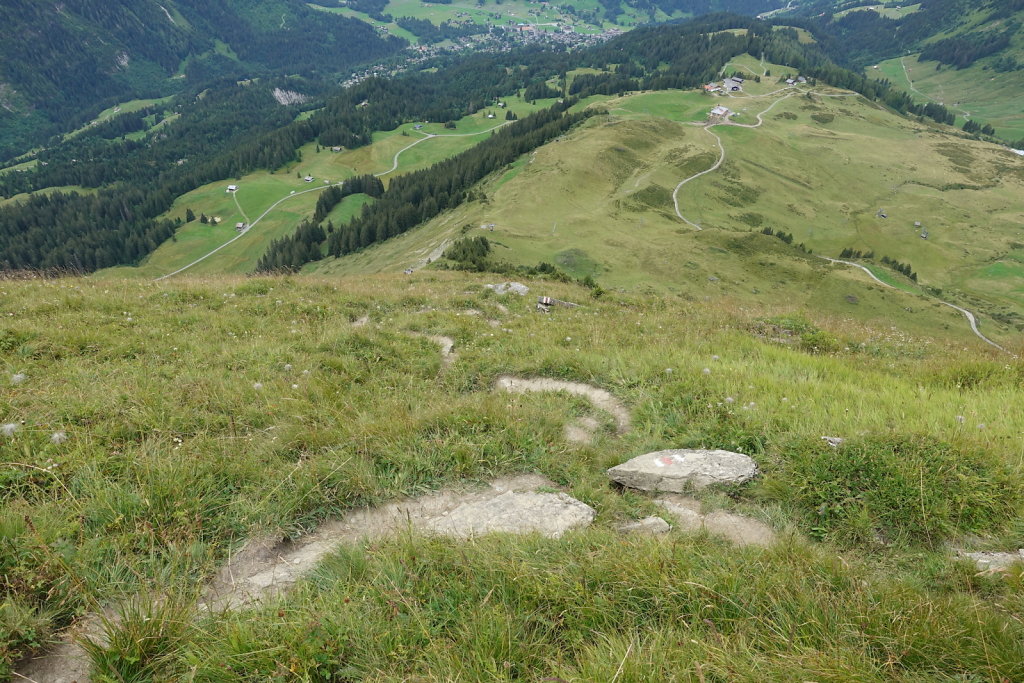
xmin=308 ymin=66 xmax=1024 ymax=343
xmin=104 ymin=95 xmax=555 ymax=279
xmin=872 ymin=53 xmax=1024 ymax=142
xmin=2 ymin=271 xmax=1022 ymax=678
xmin=855 ymin=1 xmax=1024 ymax=142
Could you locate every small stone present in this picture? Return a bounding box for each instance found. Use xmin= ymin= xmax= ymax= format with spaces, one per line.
xmin=618 ymin=516 xmax=671 ymax=535
xmin=821 ymin=436 xmax=845 ymax=447
xmin=608 ymin=449 xmax=758 ymax=492
xmin=960 ymin=550 xmax=1024 ymax=571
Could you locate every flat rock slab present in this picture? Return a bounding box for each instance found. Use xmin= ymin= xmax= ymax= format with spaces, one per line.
xmin=617 ymin=516 xmax=672 ymax=535
xmin=960 ymin=550 xmax=1024 ymax=571
xmin=201 ymin=474 xmax=593 ymax=611
xmin=656 ymin=495 xmax=775 ymax=547
xmin=427 ymin=490 xmax=595 ymax=539
xmin=486 ymin=282 xmax=529 ymax=296
xmin=608 ymin=449 xmax=757 ymax=492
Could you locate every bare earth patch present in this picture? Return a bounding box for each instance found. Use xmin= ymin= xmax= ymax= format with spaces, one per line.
xmin=201 ymin=474 xmax=593 ymax=611
xmin=14 ymin=612 xmax=112 ymax=683
xmin=655 ymin=494 xmax=775 ymax=547
xmin=494 ymin=376 xmax=631 ymax=444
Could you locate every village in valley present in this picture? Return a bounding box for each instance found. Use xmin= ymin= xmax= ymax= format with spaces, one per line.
xmin=339 ymin=1 xmax=624 ymax=89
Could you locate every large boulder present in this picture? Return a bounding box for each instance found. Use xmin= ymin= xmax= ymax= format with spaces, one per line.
xmin=608 ymin=449 xmax=757 ymax=492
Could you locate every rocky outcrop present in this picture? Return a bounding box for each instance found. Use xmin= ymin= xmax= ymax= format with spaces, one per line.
xmin=607 ymin=449 xmax=758 ymax=492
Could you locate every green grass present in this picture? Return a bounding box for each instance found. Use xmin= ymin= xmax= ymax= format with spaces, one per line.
xmin=0 ymin=185 xmax=95 ymax=208
xmin=2 ymin=271 xmax=1023 ymax=678
xmin=310 ymin=0 xmax=651 ymax=36
xmin=871 ymin=54 xmax=1024 ymax=142
xmin=103 ymin=96 xmax=552 ymax=278
xmin=310 ymin=82 xmax=1024 ymax=344
xmin=64 ymin=96 xmax=174 ymax=141
xmin=307 ymin=4 xmax=420 ymax=44
xmin=0 ymin=158 xmax=38 ymax=175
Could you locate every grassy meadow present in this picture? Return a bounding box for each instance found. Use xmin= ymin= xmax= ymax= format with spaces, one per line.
xmin=310 ymin=81 xmax=1024 ymax=343
xmin=873 ymin=54 xmax=1024 ymax=142
xmin=310 ymin=0 xmax=657 ymax=35
xmin=105 ymin=96 xmax=552 ymax=280
xmin=1 ymin=271 xmax=1022 ymax=678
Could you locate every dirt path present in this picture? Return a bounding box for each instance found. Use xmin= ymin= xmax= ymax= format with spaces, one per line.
xmin=157 ymin=121 xmax=510 ymax=281
xmin=420 ymin=334 xmax=457 ymax=369
xmin=667 ymin=89 xmax=1005 ymax=352
xmin=408 ymin=238 xmax=451 ymax=272
xmin=671 ymin=89 xmax=799 ymax=229
xmin=495 ymin=375 xmax=631 ymax=442
xmin=899 ymin=58 xmax=970 ymax=118
xmin=201 ymin=474 xmax=591 ymax=611
xmin=19 ymin=476 xmax=592 ymax=676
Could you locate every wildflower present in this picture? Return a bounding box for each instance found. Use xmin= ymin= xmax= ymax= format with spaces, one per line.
xmin=955 ymin=415 xmax=965 ymax=424
xmin=11 ymin=373 xmax=27 ymax=385
xmin=702 ymin=368 xmax=711 ymax=375
xmin=253 ymin=382 xmax=263 ymax=390
xmin=665 ymin=368 xmax=673 ymax=374
xmin=51 ymin=431 xmax=68 ymax=444
xmin=725 ymin=397 xmax=735 ymax=404
xmin=302 ymin=370 xmax=310 ymax=376
xmin=711 ymin=355 xmax=720 ymax=361
xmin=565 ymin=337 xmax=572 ymax=342
xmin=284 ymin=364 xmax=293 ymax=371
xmin=781 ymin=397 xmax=788 ymax=402
xmin=2 ymin=423 xmax=18 ymax=437
xmin=978 ymin=423 xmax=986 ymax=430
xmin=821 ymin=436 xmax=845 ymax=447
xmin=291 ymin=384 xmax=299 ymax=389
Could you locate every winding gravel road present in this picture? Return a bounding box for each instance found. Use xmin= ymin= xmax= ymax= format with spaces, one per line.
xmin=667 ymin=87 xmax=1006 ymax=352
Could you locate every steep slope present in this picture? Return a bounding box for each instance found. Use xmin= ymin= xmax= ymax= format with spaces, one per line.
xmin=792 ymin=0 xmax=1024 ymax=141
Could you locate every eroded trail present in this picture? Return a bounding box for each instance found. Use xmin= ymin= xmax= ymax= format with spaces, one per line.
xmin=495 ymin=375 xmax=632 ymax=443
xmin=202 ymin=475 xmax=593 ymax=611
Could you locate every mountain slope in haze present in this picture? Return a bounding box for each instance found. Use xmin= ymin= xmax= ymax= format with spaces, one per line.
xmin=0 ymin=0 xmax=404 ymax=159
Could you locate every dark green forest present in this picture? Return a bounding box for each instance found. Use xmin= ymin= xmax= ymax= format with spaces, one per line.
xmin=0 ymin=0 xmax=404 ymax=159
